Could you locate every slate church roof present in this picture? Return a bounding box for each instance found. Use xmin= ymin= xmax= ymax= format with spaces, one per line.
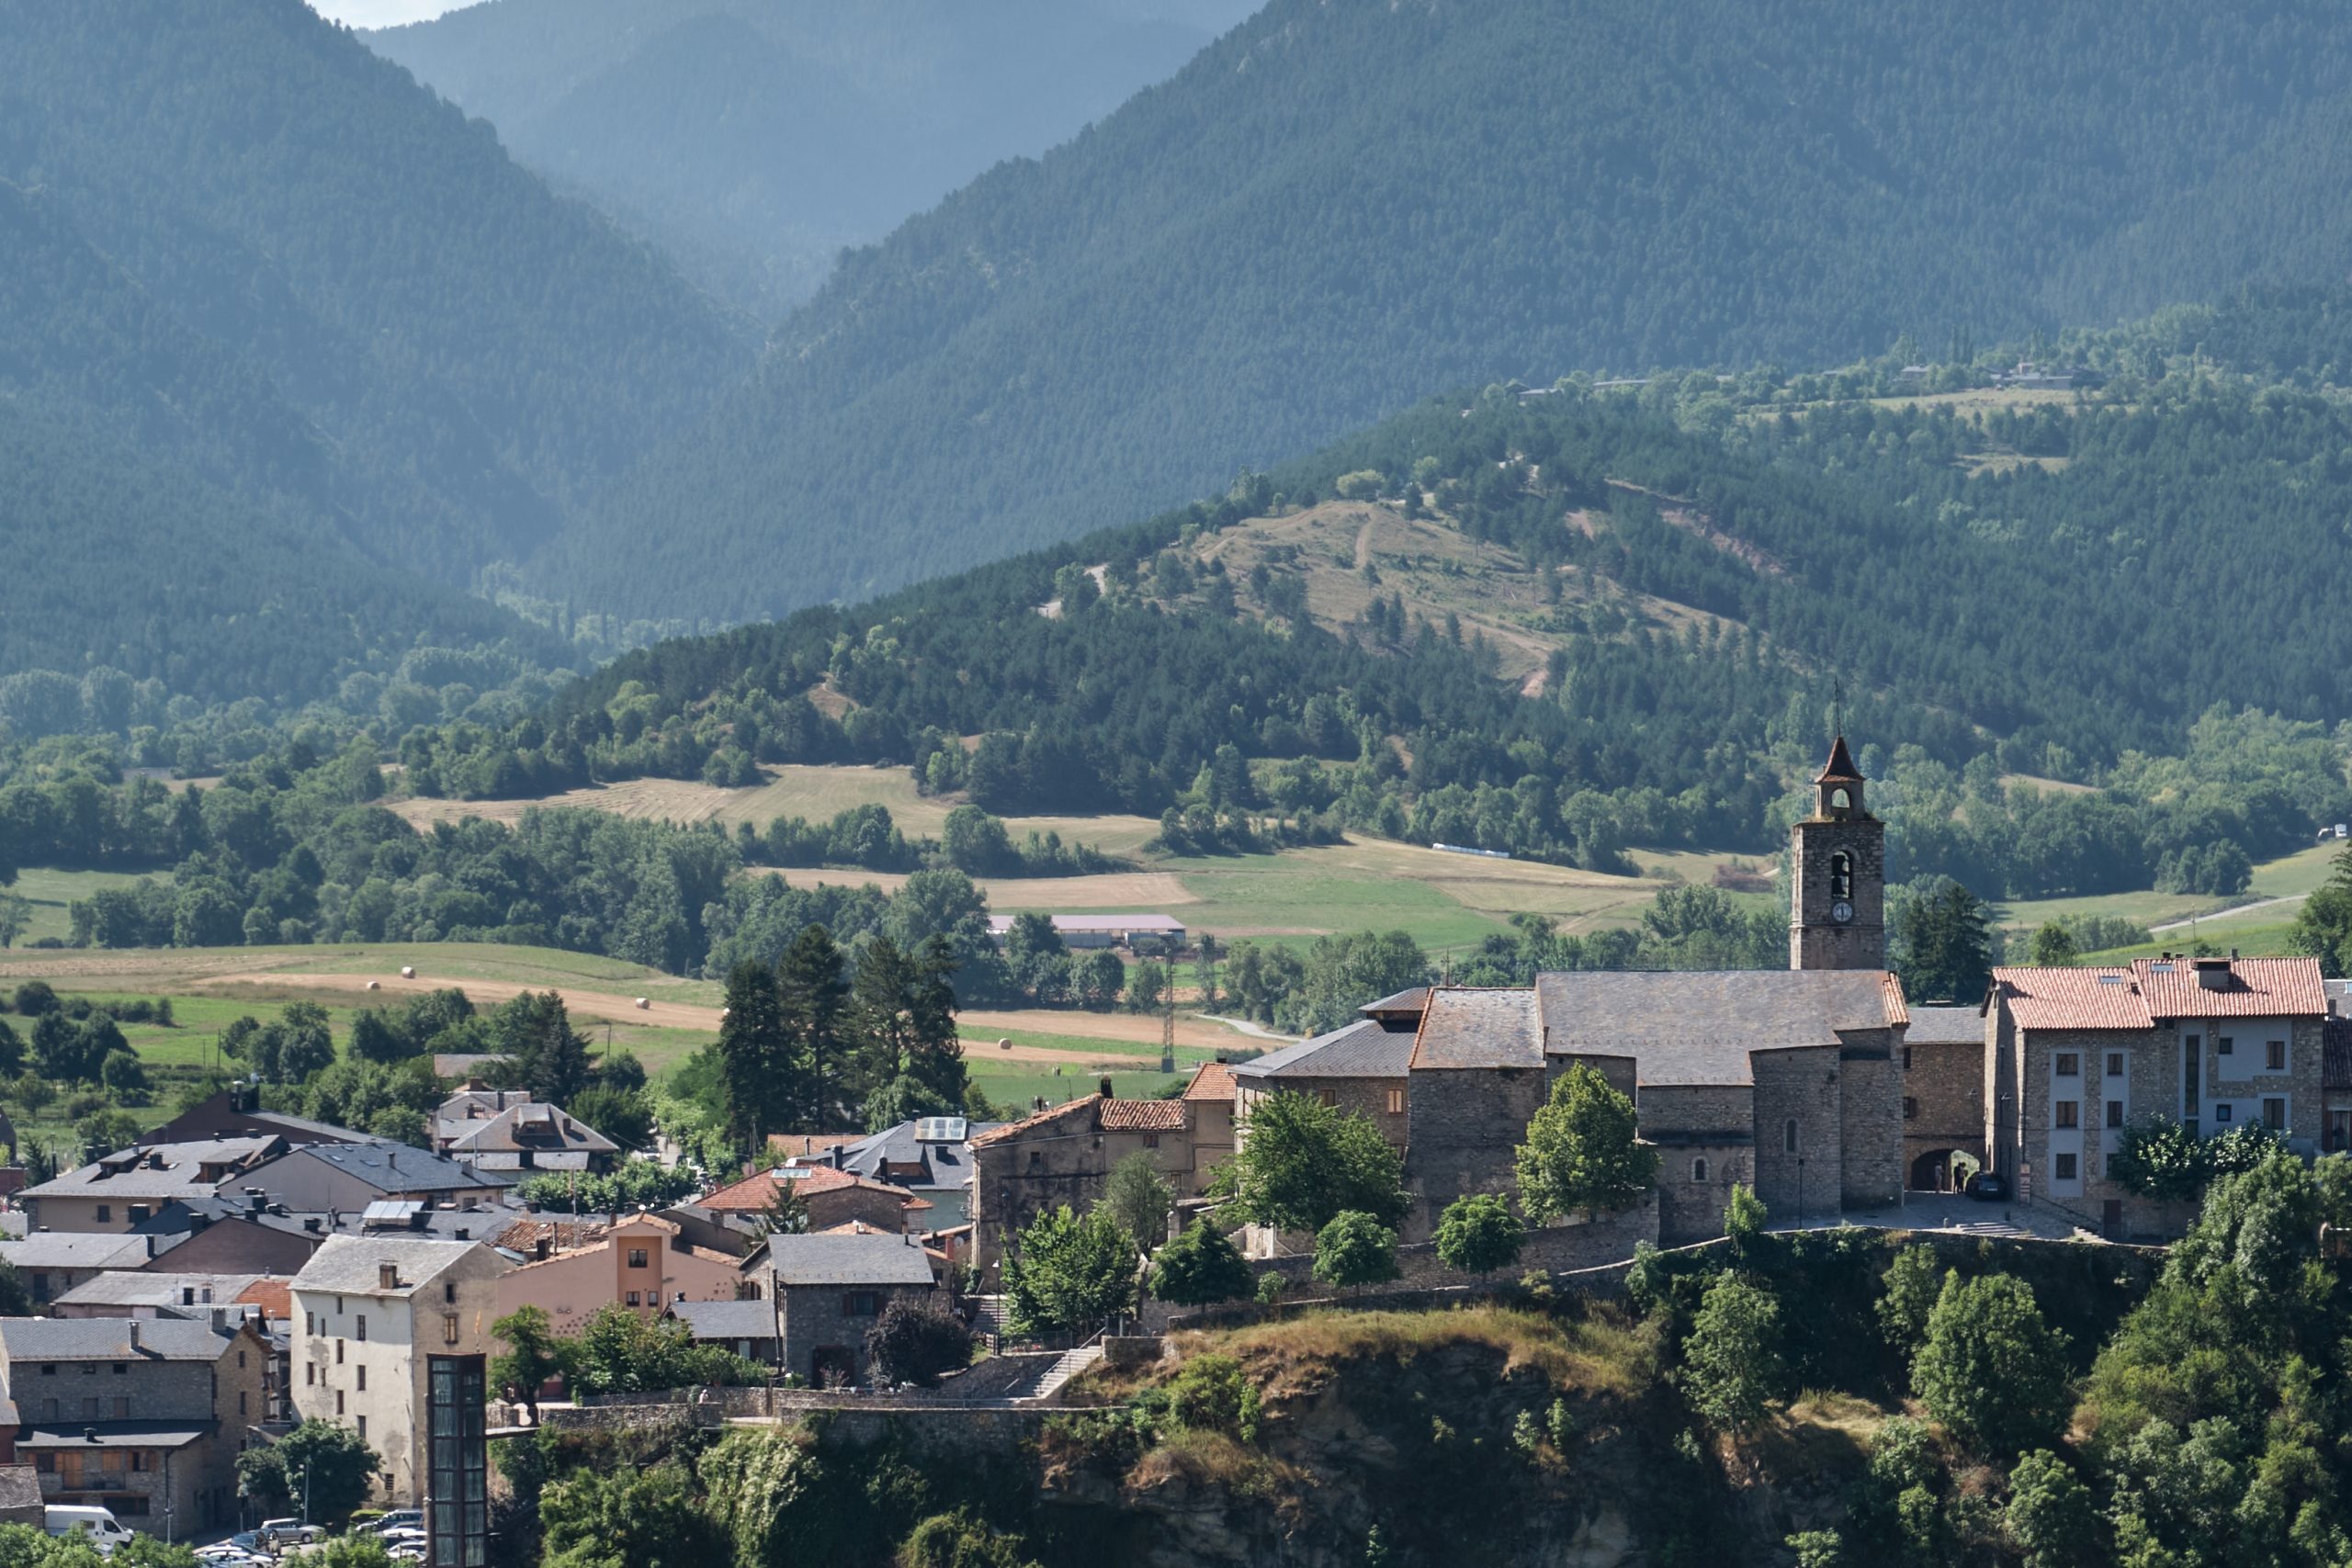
xmin=1532 ymin=969 xmax=1907 ymax=1086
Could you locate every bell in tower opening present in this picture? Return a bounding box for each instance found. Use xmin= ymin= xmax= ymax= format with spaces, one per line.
xmin=1789 ymin=736 xmax=1885 ymax=972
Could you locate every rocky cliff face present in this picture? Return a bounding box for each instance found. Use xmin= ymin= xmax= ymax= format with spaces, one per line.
xmin=1034 ymin=1311 xmax=1771 ymax=1568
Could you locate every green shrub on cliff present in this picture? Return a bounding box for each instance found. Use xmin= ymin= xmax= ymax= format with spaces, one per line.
xmin=1150 ymin=1220 xmax=1255 ymax=1307
xmin=1910 ymin=1273 xmax=2071 ymax=1456
xmin=1678 ymin=1273 xmax=1790 ymax=1433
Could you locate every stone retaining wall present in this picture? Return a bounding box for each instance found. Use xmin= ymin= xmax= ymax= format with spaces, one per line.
xmin=1144 ymin=1193 xmax=1658 ymax=1331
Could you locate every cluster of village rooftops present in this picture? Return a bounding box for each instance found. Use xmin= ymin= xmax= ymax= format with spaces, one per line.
xmin=0 ymin=740 xmax=2342 ymax=1550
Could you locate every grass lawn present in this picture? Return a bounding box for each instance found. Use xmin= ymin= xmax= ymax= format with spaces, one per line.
xmin=1159 ymin=835 xmax=1664 ymax=953
xmin=2083 ymin=918 xmax=2306 ymax=964
xmin=1995 ymin=840 xmax=2344 ymax=940
xmin=4 ymin=867 xmax=173 ymax=948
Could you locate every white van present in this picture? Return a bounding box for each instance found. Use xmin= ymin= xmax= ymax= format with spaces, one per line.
xmin=45 ymin=1506 xmax=134 ymax=1556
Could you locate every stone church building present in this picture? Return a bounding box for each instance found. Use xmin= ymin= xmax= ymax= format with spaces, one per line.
xmin=1375 ymin=739 xmax=1911 ymax=1242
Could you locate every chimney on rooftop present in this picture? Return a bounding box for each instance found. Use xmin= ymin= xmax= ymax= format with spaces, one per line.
xmin=1099 ymin=1077 xmax=1114 ymax=1099
xmin=379 ymin=1262 xmax=399 ymax=1291
xmin=128 ymin=1321 xmax=140 ymax=1353
xmin=245 ymin=1188 xmax=266 ymax=1215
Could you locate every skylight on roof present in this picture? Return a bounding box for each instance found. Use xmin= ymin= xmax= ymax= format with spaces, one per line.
xmin=2098 ymin=976 xmax=2125 ymax=986
xmin=2150 ymin=963 xmax=2175 ymax=973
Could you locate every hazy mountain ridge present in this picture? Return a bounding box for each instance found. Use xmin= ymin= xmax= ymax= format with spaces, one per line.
xmin=366 ymin=0 xmax=1258 ymax=316
xmin=537 ymin=0 xmax=2352 ymax=626
xmin=0 ymin=0 xmax=751 ymax=705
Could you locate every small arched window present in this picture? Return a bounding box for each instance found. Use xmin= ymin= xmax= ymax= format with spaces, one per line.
xmin=1829 ymin=786 xmax=1851 ymax=811
xmin=1829 ymin=851 xmax=1853 ymax=900
xmin=1691 ymin=1157 xmax=1708 ymax=1183
xmin=1783 ymin=1119 xmax=1799 ymax=1155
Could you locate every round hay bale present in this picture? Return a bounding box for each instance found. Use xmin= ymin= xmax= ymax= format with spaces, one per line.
xmin=719 ymin=1008 xmax=730 ymax=1021
xmin=366 ymin=980 xmax=380 ymax=991
xmin=634 ymin=998 xmax=650 ymax=1010
xmin=998 ymin=1037 xmax=1012 ymax=1051
xmin=400 ymin=966 xmax=415 ymax=980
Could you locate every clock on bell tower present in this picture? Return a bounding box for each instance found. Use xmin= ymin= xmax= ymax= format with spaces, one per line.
xmin=1789 ymin=736 xmax=1885 ymax=972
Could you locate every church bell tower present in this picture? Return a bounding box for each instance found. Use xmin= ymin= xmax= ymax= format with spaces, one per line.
xmin=1789 ymin=737 xmax=1885 ymax=971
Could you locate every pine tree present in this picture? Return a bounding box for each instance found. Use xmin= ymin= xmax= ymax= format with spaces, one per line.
xmin=717 ymin=962 xmax=787 ymax=1150
xmin=775 ymin=924 xmax=848 ymax=1130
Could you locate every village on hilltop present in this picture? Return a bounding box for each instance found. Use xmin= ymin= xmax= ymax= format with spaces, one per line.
xmin=0 ymin=741 xmax=2342 ymax=1565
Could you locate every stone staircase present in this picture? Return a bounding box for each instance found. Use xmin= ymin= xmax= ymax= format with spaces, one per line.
xmin=1022 ymin=1343 xmax=1104 ymax=1404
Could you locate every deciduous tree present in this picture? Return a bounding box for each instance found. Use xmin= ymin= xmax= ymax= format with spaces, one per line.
xmin=864 ymin=1300 xmax=972 ymax=1388
xmin=1001 ymin=1204 xmax=1136 ymax=1337
xmin=1434 ymin=1193 xmax=1524 ymax=1278
xmin=1516 ymin=1064 xmax=1657 ymax=1222
xmin=1679 ymin=1273 xmax=1790 ymax=1433
xmin=1148 ymin=1221 xmax=1254 ymax=1307
xmin=1313 ymin=1210 xmax=1401 ymax=1293
xmin=1101 ymin=1150 xmax=1175 ymax=1254
xmin=1222 ymin=1090 xmax=1408 ymax=1235
xmin=1911 ymin=1272 xmax=2070 ymax=1455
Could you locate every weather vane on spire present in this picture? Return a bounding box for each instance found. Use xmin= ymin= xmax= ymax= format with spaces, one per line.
xmin=1830 ymin=676 xmax=1846 ymax=741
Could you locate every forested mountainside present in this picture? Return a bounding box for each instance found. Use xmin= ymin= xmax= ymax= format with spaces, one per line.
xmin=367 ymin=0 xmax=1258 ymax=319
xmin=0 ymin=0 xmax=746 ymax=702
xmin=408 ymin=288 xmax=2352 ymax=898
xmin=540 ymin=0 xmax=2352 ymax=624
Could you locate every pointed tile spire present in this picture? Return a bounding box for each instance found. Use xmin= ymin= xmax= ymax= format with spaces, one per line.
xmin=1815 ymin=735 xmax=1863 ymax=783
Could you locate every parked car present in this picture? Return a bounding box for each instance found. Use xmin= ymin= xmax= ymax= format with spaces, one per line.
xmin=45 ymin=1507 xmax=135 ymax=1557
xmin=257 ymin=1519 xmax=324 ymax=1550
xmin=1965 ymin=1170 xmax=2008 ymax=1202
xmin=363 ymin=1512 xmax=425 ymax=1538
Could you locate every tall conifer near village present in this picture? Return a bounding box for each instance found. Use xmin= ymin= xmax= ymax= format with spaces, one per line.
xmin=775 ymin=923 xmax=849 ymax=1130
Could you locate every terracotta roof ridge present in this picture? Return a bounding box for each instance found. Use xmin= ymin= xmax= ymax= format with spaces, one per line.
xmin=967 ymin=1094 xmax=1101 ymax=1145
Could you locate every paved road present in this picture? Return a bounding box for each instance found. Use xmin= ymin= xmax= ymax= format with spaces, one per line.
xmin=2149 ymin=894 xmax=2302 ymax=933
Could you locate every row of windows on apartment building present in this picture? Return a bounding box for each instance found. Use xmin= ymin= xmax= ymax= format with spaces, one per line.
xmin=305 ymin=1317 xmax=463 ymax=1350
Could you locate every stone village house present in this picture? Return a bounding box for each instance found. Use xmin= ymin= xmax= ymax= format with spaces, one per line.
xmin=0 ymin=1315 xmax=271 ymax=1535
xmin=1980 ymin=955 xmax=2329 ymax=1238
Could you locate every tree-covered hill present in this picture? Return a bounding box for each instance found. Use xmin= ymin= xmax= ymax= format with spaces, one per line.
xmin=366 ymin=0 xmax=1256 ymax=319
xmin=411 ymin=287 xmax=2352 ymax=900
xmin=543 ymin=0 xmax=2352 ymax=625
xmin=0 ymin=0 xmax=752 ymax=705
xmin=0 ymin=400 xmax=561 ymax=712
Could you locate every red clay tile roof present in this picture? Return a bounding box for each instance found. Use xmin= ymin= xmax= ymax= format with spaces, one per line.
xmin=1815 ymin=736 xmax=1864 ymax=783
xmin=1881 ymin=973 xmax=1912 ymax=1028
xmin=2132 ymin=956 xmax=2324 ymax=1019
xmin=705 ymin=1164 xmax=909 ymax=1212
xmin=1993 ymin=967 xmax=2154 ymax=1031
xmin=1182 ymin=1062 xmax=1238 ymax=1102
xmin=1097 ymin=1098 xmax=1187 ymax=1132
xmin=234 ymin=1279 xmax=291 ymax=1321
xmin=967 ymin=1095 xmax=1102 ymax=1146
